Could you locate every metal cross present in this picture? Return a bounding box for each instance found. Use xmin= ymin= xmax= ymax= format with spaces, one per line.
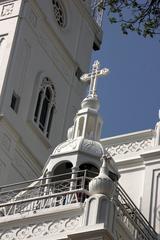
xmin=80 ymin=60 xmax=109 ymax=97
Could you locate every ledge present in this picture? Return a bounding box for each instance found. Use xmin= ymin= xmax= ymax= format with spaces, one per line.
xmin=0 ymin=202 xmax=84 ymax=225
xmin=101 ymin=129 xmax=154 ymax=146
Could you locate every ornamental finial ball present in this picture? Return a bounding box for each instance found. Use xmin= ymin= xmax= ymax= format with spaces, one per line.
xmin=89 ymin=154 xmax=115 ymax=198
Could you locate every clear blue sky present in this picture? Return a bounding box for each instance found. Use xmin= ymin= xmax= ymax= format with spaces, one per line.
xmin=92 ymin=15 xmax=160 ymax=138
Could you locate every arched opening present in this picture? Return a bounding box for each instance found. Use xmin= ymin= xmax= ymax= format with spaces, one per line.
xmin=79 ymin=163 xmax=99 ymax=190
xmin=52 ymin=161 xmax=73 ymax=181
xmin=77 ymin=117 xmax=84 ymax=137
xmin=86 ymin=116 xmax=95 ymax=139
xmin=46 ymin=105 xmax=55 ymax=138
xmin=34 ymin=90 xmax=43 ymax=122
xmin=79 ymin=163 xmax=99 ymax=175
xmin=34 ymin=77 xmax=56 ymax=138
xmin=39 ymin=87 xmax=51 ymax=131
xmin=42 ymin=161 xmax=73 ymax=197
xmin=96 ymin=121 xmax=101 ymax=139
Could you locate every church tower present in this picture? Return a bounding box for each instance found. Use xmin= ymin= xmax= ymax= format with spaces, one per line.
xmin=0 ymin=0 xmax=103 ymax=184
xmin=0 ymin=61 xmax=157 ymax=240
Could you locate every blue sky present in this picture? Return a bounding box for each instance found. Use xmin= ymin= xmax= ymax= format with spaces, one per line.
xmin=92 ymin=16 xmax=160 ymax=138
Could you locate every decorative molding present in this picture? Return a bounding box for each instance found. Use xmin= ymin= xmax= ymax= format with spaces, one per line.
xmin=105 ymin=138 xmax=152 ymax=157
xmin=0 ymin=216 xmax=81 ymax=240
xmin=80 ymin=139 xmax=103 ymax=156
xmin=54 ymin=139 xmax=78 ymax=154
xmin=1 ymin=3 xmax=14 ymax=17
xmin=53 ymin=138 xmax=103 ymax=157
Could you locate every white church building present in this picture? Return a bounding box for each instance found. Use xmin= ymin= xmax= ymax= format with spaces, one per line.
xmin=0 ymin=0 xmax=160 ymax=240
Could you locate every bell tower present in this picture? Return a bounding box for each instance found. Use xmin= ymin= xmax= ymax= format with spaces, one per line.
xmin=0 ymin=0 xmax=103 ymax=184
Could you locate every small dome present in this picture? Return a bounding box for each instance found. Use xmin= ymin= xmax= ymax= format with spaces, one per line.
xmin=89 ymin=155 xmax=115 ymax=198
xmin=81 ymin=95 xmax=100 ymax=111
xmin=52 ymin=137 xmax=104 ymax=157
xmin=43 ymin=137 xmax=104 ymax=174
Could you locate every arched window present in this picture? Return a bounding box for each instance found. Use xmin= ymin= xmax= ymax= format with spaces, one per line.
xmin=79 ymin=163 xmax=99 ymax=178
xmin=52 ymin=161 xmax=73 ymax=182
xmin=79 ymin=163 xmax=99 ymax=190
xmin=34 ymin=77 xmax=56 ymax=138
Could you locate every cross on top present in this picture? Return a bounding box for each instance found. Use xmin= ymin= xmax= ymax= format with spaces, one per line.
xmin=80 ymin=60 xmax=109 ymax=97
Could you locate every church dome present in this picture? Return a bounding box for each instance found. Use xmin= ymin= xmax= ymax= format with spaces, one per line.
xmin=52 ymin=137 xmax=104 ymax=157
xmin=43 ymin=137 xmax=104 ymax=174
xmin=81 ymin=95 xmax=100 ymax=111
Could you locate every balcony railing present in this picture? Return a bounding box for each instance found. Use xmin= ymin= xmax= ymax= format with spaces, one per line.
xmin=0 ymin=171 xmax=92 ymax=217
xmin=115 ymin=183 xmax=157 ymax=240
xmin=0 ymin=171 xmax=158 ymax=239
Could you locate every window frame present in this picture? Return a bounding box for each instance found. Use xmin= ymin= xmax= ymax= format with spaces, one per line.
xmin=52 ymin=0 xmax=67 ymax=28
xmin=33 ymin=77 xmax=56 ymax=139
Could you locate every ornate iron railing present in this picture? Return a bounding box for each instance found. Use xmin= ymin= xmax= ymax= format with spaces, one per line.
xmin=0 ymin=171 xmax=158 ymax=239
xmin=0 ymin=171 xmax=92 ymax=217
xmin=115 ymin=183 xmax=157 ymax=240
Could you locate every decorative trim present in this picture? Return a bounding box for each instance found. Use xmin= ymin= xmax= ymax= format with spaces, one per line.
xmin=0 ymin=216 xmax=81 ymax=240
xmin=80 ymin=139 xmax=103 ymax=156
xmin=53 ymin=138 xmax=103 ymax=157
xmin=1 ymin=3 xmax=14 ymax=17
xmin=105 ymin=138 xmax=152 ymax=157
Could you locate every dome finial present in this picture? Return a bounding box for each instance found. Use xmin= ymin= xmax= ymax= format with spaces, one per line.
xmin=99 ymin=153 xmax=112 ymax=176
xmin=71 ymin=60 xmax=109 ymax=140
xmin=89 ymin=153 xmax=115 ymax=198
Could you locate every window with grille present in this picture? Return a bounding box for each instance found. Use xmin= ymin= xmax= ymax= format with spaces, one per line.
xmin=34 ymin=77 xmax=56 ymax=138
xmin=52 ymin=0 xmax=66 ymax=28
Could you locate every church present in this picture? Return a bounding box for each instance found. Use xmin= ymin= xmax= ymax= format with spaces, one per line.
xmin=0 ymin=0 xmax=159 ymax=239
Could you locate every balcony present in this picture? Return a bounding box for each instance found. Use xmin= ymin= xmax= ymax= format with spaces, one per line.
xmin=0 ymin=171 xmax=158 ymax=240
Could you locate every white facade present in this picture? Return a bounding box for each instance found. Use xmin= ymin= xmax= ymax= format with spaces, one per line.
xmin=0 ymin=60 xmax=157 ymax=240
xmin=101 ymin=124 xmax=160 ymax=234
xmin=0 ymin=0 xmax=102 ymax=184
xmin=0 ymin=0 xmax=159 ymax=239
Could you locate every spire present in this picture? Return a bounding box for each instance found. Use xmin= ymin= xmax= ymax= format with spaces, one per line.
xmin=70 ymin=60 xmax=109 ymax=141
xmin=44 ymin=61 xmax=112 ymax=175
